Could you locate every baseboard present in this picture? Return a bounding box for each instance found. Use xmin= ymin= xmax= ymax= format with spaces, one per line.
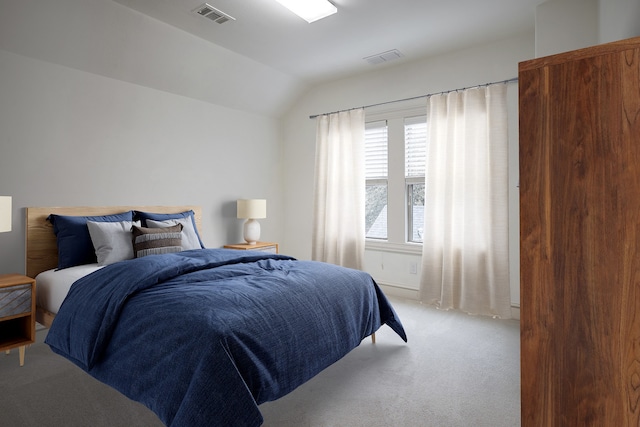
xmin=510 ymin=305 xmax=520 ymax=320
xmin=377 ymin=282 xmax=419 ymax=300
xmin=378 ymin=282 xmax=521 ymax=320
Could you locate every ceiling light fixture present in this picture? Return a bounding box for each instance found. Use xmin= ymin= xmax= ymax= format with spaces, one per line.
xmin=273 ymin=0 xmax=337 ymax=23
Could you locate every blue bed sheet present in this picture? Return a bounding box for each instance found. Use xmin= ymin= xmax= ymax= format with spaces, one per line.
xmin=45 ymin=249 xmax=406 ymax=426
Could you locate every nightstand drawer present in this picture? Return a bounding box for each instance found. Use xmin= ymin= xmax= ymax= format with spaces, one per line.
xmin=0 ymin=284 xmax=32 ymax=319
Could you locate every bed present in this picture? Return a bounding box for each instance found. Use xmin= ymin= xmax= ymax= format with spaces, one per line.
xmin=26 ymin=205 xmax=407 ymax=427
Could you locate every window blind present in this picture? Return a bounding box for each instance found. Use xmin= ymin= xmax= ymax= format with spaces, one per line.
xmin=365 ymin=120 xmax=388 ymax=179
xmin=405 ymin=116 xmax=427 ymax=178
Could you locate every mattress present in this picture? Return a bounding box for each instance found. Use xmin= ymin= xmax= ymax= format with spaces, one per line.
xmin=35 ymin=264 xmax=103 ymax=314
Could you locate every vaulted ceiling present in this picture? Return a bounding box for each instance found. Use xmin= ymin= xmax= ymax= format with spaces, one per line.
xmin=113 ymin=0 xmax=542 ymax=84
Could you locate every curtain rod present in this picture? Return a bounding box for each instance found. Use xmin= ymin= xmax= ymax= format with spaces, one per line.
xmin=309 ymin=77 xmax=518 ymax=119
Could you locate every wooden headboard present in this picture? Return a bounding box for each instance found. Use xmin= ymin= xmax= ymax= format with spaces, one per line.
xmin=25 ymin=205 xmax=202 ymax=278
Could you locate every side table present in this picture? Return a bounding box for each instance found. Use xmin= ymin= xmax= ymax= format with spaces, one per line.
xmin=224 ymin=242 xmax=279 ymax=254
xmin=0 ymin=274 xmax=36 ymax=366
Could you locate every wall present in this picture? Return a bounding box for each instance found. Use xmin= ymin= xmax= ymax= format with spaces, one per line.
xmin=599 ymin=0 xmax=640 ymax=43
xmin=281 ymin=33 xmax=535 ymax=309
xmin=0 ymin=0 xmax=292 ymax=274
xmin=535 ymin=0 xmax=640 ymax=58
xmin=535 ymin=0 xmax=598 ymax=57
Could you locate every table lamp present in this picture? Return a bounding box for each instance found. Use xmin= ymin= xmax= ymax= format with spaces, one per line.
xmin=237 ymin=199 xmax=266 ymax=245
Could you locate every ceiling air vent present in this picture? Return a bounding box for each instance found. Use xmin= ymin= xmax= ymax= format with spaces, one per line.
xmin=193 ymin=3 xmax=236 ymax=24
xmin=364 ymin=49 xmax=403 ymax=65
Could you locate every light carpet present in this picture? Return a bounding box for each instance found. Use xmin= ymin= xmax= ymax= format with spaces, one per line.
xmin=0 ymin=297 xmax=520 ymax=426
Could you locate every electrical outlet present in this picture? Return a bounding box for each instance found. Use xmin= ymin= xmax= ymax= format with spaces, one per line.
xmin=409 ymin=262 xmax=417 ymax=274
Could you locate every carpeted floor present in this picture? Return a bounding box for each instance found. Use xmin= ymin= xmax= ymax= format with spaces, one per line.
xmin=1 ymin=298 xmax=520 ymax=426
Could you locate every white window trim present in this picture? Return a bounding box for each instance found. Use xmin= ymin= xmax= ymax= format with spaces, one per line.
xmin=365 ymin=239 xmax=423 ymax=255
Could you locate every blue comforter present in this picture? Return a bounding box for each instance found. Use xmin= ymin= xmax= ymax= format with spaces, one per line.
xmin=45 ymin=249 xmax=406 ymax=426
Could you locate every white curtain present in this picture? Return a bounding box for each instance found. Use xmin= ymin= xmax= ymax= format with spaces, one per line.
xmin=312 ymin=109 xmax=365 ymax=270
xmin=419 ymin=84 xmax=511 ymax=318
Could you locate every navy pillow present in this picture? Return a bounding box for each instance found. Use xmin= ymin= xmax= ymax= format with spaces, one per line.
xmin=135 ymin=210 xmax=205 ymax=248
xmin=48 ymin=211 xmax=135 ymax=269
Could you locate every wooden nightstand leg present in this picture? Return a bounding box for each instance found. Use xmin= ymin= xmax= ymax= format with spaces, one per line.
xmin=19 ymin=345 xmax=25 ymax=366
xmin=371 ymin=333 xmax=376 ymax=344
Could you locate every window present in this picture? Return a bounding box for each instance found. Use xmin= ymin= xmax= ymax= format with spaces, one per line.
xmin=364 ymin=105 xmax=427 ymax=246
xmin=365 ymin=120 xmax=388 ymax=240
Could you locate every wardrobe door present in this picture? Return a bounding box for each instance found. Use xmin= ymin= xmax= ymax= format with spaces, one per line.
xmin=519 ymin=38 xmax=640 ymax=426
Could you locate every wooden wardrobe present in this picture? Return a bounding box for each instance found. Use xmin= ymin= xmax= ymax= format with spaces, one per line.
xmin=519 ymin=37 xmax=640 ymax=425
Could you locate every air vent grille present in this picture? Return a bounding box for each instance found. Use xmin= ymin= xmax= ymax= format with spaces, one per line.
xmin=364 ymin=49 xmax=403 ymax=65
xmin=193 ymin=3 xmax=235 ymax=24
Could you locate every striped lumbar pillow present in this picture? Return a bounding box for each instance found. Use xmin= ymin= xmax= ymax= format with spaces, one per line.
xmin=132 ymin=224 xmax=183 ymax=258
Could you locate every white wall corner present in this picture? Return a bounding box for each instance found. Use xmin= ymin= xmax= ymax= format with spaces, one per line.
xmin=535 ymin=0 xmax=599 ymax=58
xmin=598 ymin=0 xmax=640 ymax=44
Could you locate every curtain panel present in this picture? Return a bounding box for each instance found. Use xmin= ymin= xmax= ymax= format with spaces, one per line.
xmin=312 ymin=109 xmax=365 ymax=270
xmin=419 ymin=84 xmax=511 ymax=318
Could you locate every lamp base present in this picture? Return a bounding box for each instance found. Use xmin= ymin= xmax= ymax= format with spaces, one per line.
xmin=243 ymin=219 xmax=261 ymax=245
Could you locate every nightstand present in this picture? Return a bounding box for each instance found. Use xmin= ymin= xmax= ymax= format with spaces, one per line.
xmin=0 ymin=274 xmax=36 ymax=366
xmin=224 ymin=242 xmax=279 ymax=254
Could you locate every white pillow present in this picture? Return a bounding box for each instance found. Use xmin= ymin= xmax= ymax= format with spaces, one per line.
xmin=87 ymin=220 xmax=140 ymax=266
xmin=146 ymin=218 xmax=201 ymax=250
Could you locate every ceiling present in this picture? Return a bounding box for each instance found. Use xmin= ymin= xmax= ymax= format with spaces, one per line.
xmin=113 ymin=0 xmax=542 ymax=85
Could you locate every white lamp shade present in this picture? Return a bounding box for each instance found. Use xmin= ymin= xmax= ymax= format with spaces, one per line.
xmin=0 ymin=196 xmax=11 ymax=233
xmin=237 ymin=199 xmax=266 ymax=219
